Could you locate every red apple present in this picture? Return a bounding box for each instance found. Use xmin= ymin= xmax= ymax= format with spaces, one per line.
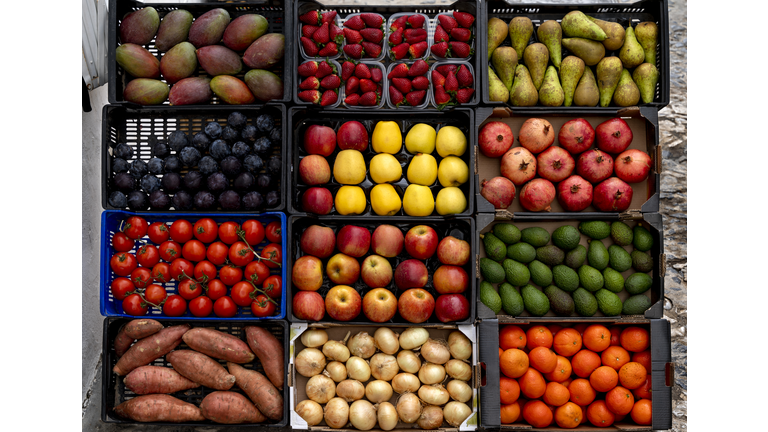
xmin=398 ymin=288 xmax=435 ymax=323
xmin=435 ymin=294 xmax=469 ymax=323
xmin=479 ymin=121 xmax=514 ymax=157
xmin=326 ymin=253 xmax=361 ymax=285
xmin=433 ymin=265 xmax=469 ymax=294
xmin=292 ymin=255 xmax=324 ymax=291
xmin=293 ymin=291 xmax=325 ymax=321
xmin=300 ymin=224 xmax=336 ymax=258
xmin=304 ymin=124 xmax=337 ymax=156
xmin=371 ymin=225 xmax=404 ymax=258
xmin=437 ymin=236 xmax=470 ymax=266
xmin=361 ymin=255 xmax=393 ymax=288
xmin=363 ymin=288 xmax=397 ymax=322
xmin=325 ymin=285 xmax=362 ymax=321
xmin=394 ymin=259 xmax=428 ymax=290
xmin=595 ymin=118 xmax=633 ymax=154
xmin=558 ymin=118 xmax=595 ymax=154
xmin=337 ymin=121 xmax=369 ymax=151
xmin=301 ymin=187 xmax=334 ymax=215
xmin=614 ymin=149 xmax=652 ymax=183
xmin=336 ymin=225 xmax=371 ymax=258
xmin=404 ymin=225 xmax=438 ymax=260
xmin=299 ymin=155 xmax=331 ymax=185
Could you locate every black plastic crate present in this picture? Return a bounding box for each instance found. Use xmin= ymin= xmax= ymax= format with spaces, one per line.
xmin=102 ymin=104 xmax=285 ymax=213
xmin=101 ymin=318 xmax=289 ymax=427
xmin=108 ymin=0 xmax=292 ymax=105
xmin=286 ymin=215 xmax=476 ymax=325
xmin=481 ymin=0 xmax=670 ymax=111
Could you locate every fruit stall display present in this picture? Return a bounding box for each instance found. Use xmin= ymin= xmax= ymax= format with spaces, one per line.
xmin=482 ymin=0 xmax=669 ymax=109
xmin=109 ymin=0 xmax=291 ymax=105
xmin=101 ymin=211 xmax=287 ymax=320
xmin=287 ymin=216 xmax=475 ymax=324
xmin=288 ymin=107 xmax=475 ymax=217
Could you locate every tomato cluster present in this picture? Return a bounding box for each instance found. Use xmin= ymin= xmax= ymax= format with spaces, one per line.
xmin=109 ymin=215 xmax=283 ymax=318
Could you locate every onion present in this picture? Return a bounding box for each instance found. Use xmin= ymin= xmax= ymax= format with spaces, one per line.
xmin=374 ymin=328 xmax=400 ymax=354
xmin=370 ymin=353 xmax=399 ymax=381
xmin=324 ymin=361 xmax=347 ymax=383
xmin=349 ymin=400 xmax=377 ymax=431
xmin=336 ymin=379 xmax=365 ymax=402
xmin=397 ymin=350 xmax=422 ymax=373
xmin=421 ymin=339 xmax=451 ymax=365
xmin=445 ymin=359 xmax=473 ymax=381
xmin=346 ymin=356 xmax=371 ymax=382
xmin=296 ymin=348 xmax=326 ymax=377
xmin=418 ymin=384 xmax=450 ymax=406
xmin=419 ymin=362 xmax=446 ymax=385
xmin=324 ymin=397 xmax=350 ymax=429
xmin=377 ymin=401 xmax=399 ymax=431
xmin=296 ymin=400 xmax=324 ymax=426
xmin=396 ymin=392 xmax=422 ymax=424
xmin=392 ymin=373 xmax=421 ymax=394
xmin=448 ymin=331 xmax=472 ymax=360
xmin=443 ymin=401 xmax=472 ymax=427
xmin=446 ymin=380 xmax=473 ymax=403
xmin=323 ymin=339 xmax=351 ymax=362
xmin=399 ymin=327 xmax=429 ymax=350
xmin=365 ymin=380 xmax=393 ymax=403
xmin=418 ymin=405 xmax=444 ymax=430
xmin=348 ymin=332 xmax=377 ymax=359
xmin=301 ymin=329 xmax=329 ymax=348
xmin=306 ymin=374 xmax=336 ymax=404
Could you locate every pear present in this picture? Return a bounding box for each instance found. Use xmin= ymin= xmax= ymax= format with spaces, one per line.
xmin=523 ymin=43 xmax=549 ymax=90
xmin=508 ymin=17 xmax=533 ymax=60
xmin=488 ymin=67 xmax=510 ymax=102
xmin=559 ymin=56 xmax=585 ymax=107
xmin=619 ymin=26 xmax=645 ymax=69
xmin=612 ymin=69 xmax=640 ymax=107
xmin=635 ymin=22 xmax=658 ymax=65
xmin=573 ymin=67 xmax=599 ymax=107
xmin=596 ymin=56 xmax=623 ymax=107
xmin=562 ymin=38 xmax=605 ymax=66
xmin=487 ymin=17 xmax=509 ymax=59
xmin=492 ymin=46 xmax=518 ymax=91
xmin=561 ymin=11 xmax=606 ymax=41
xmin=509 ymin=64 xmax=538 ymax=107
xmin=633 ymin=62 xmax=659 ymax=103
xmin=586 ymin=17 xmax=625 ymax=51
xmin=537 ymin=20 xmax=562 ymax=68
xmin=538 ymin=66 xmax=564 ymax=107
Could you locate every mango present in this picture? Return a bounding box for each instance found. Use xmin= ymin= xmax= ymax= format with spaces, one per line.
xmin=169 ymin=77 xmax=212 ymax=105
xmin=116 ymin=43 xmax=160 ymax=78
xmin=154 ymin=9 xmax=193 ymax=52
xmin=196 ymin=45 xmax=242 ymax=76
xmin=160 ymin=42 xmax=197 ymax=84
xmin=120 ymin=7 xmax=159 ymax=45
xmin=223 ymin=14 xmax=268 ymax=51
xmin=188 ymin=8 xmax=230 ymax=48
xmin=244 ymin=69 xmax=283 ymax=102
xmin=124 ymin=78 xmax=169 ymax=105
xmin=210 ymin=75 xmax=255 ymax=105
xmin=242 ymin=34 xmax=285 ymax=69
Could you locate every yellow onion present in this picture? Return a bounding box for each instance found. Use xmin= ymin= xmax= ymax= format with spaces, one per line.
xmin=348 ymin=332 xmax=377 ymax=359
xmin=377 ymin=401 xmax=399 ymax=431
xmin=417 ymin=405 xmax=444 ymax=430
xmin=324 ymin=361 xmax=347 ymax=383
xmin=418 ymin=362 xmax=446 ymax=385
xmin=443 ymin=401 xmax=472 ymax=427
xmin=324 ymin=397 xmax=349 ymax=428
xmin=346 ymin=356 xmax=371 ymax=382
xmin=296 ymin=348 xmax=326 ymax=377
xmin=349 ymin=400 xmax=377 ymax=431
xmin=336 ymin=379 xmax=365 ymax=402
xmin=418 ymin=384 xmax=450 ymax=406
xmin=397 ymin=350 xmax=421 ymax=373
xmin=420 ymin=339 xmax=451 ymax=365
xmin=296 ymin=400 xmax=323 ymax=426
xmin=374 ymin=327 xmax=400 ymax=354
xmin=399 ymin=327 xmax=429 ymax=350
xmin=365 ymin=380 xmax=393 ymax=403
xmin=445 ymin=359 xmax=472 ymax=381
xmin=370 ymin=353 xmax=399 ymax=381
xmin=306 ymin=374 xmax=336 ymax=404
xmin=323 ymin=339 xmax=351 ymax=362
xmin=446 ymin=379 xmax=473 ymax=403
xmin=448 ymin=331 xmax=472 ymax=360
xmin=301 ymin=329 xmax=329 ymax=348
xmin=396 ymin=393 xmax=422 ymax=424
xmin=391 ymin=372 xmax=421 ymax=394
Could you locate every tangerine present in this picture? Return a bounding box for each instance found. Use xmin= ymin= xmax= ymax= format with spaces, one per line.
xmin=500 ymin=402 xmax=521 ymax=424
xmin=518 ymin=367 xmax=547 ymax=399
xmin=619 ymin=362 xmax=647 ymax=389
xmin=632 ymin=374 xmax=653 ymax=400
xmin=553 ymin=328 xmax=582 ymax=356
xmin=568 ymin=378 xmax=596 ymax=406
xmin=544 ymin=355 xmax=573 ymax=383
xmin=500 ymin=349 xmax=529 ymax=378
xmin=590 ymin=365 xmax=619 ymax=392
xmin=543 ymin=381 xmax=571 ymax=407
xmin=522 ymin=400 xmax=553 ymax=428
xmin=500 ymin=325 xmax=527 ymax=350
xmin=601 ymin=345 xmax=631 ymax=371
xmin=583 ymin=324 xmax=612 ymax=352
xmin=630 ymin=399 xmax=652 ymax=425
xmin=529 ymin=346 xmax=558 ymax=373
xmin=586 ymin=400 xmax=615 ymax=427
xmin=554 ymin=402 xmax=583 ymax=428
xmin=632 ymin=350 xmax=652 ymax=372
xmin=605 ymin=386 xmax=634 ymax=415
xmin=620 ymin=326 xmax=649 ymax=352
xmin=572 ymin=349 xmax=602 ymax=378
xmin=500 ymin=376 xmax=520 ymax=404
xmin=526 ymin=325 xmax=554 ymax=349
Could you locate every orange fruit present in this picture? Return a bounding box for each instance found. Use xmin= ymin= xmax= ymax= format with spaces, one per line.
xmin=500 ymin=325 xmax=527 ymax=350
xmin=528 ymin=346 xmax=558 ymax=373
xmin=548 ymin=323 xmax=564 ymax=335
xmin=522 ymin=400 xmax=553 ymax=428
xmin=568 ymin=378 xmax=596 ymax=406
xmin=609 ymin=325 xmax=622 ymax=346
xmin=518 ymin=367 xmax=547 ymax=399
xmin=630 ymin=399 xmax=652 ymax=425
xmin=500 ymin=377 xmax=520 ymax=404
xmin=560 ymin=377 xmax=573 ymax=388
xmin=590 ymin=365 xmax=619 ymax=392
xmin=500 ymin=349 xmax=529 ymax=378
xmin=573 ymin=323 xmax=589 ymax=335
xmin=619 ymin=362 xmax=647 ymax=389
xmin=632 ymin=374 xmax=653 ymax=400
xmin=543 ymin=381 xmax=571 ymax=406
xmin=554 ymin=402 xmax=583 ymax=428
xmin=526 ymin=325 xmax=553 ymax=349
xmin=499 ymin=347 xmax=504 ymax=358
xmin=605 ymin=386 xmax=635 ymax=415
xmin=553 ymin=328 xmax=582 ymax=356
xmin=620 ymin=326 xmax=649 ymax=352
xmin=583 ymin=324 xmax=612 ymax=352
xmin=544 ymin=355 xmax=573 ymax=383
xmin=601 ymin=345 xmax=631 ymax=371
xmin=572 ymin=349 xmax=602 ymax=378
xmin=632 ymin=350 xmax=652 ymax=372
xmin=500 ymin=402 xmax=521 ymax=424
xmin=586 ymin=400 xmax=615 ymax=427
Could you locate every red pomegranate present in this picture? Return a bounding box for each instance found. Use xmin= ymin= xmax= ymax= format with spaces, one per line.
xmin=481 ymin=177 xmax=516 ymax=209
xmin=595 ymin=118 xmax=633 ymax=154
xmin=576 ymin=149 xmax=614 ymax=184
xmin=614 ymin=149 xmax=652 ymax=183
xmin=557 ymin=175 xmax=593 ymax=211
xmin=537 ymin=146 xmax=575 ymax=183
xmin=558 ymin=118 xmax=595 ymax=154
xmin=501 ymin=147 xmax=537 ymax=186
xmin=519 ymin=179 xmax=556 ymax=212
xmin=479 ymin=121 xmax=514 ymax=158
xmin=593 ymin=177 xmax=633 ymax=211
xmin=518 ymin=118 xmax=555 ymax=154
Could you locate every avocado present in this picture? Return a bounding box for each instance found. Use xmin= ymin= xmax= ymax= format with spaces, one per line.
xmin=482 ymin=232 xmax=507 ymax=262
xmin=631 ymin=250 xmax=654 ymax=273
xmin=573 ymin=288 xmax=598 ymax=317
xmin=479 ymin=281 xmax=502 ymax=314
xmin=588 ymin=240 xmax=610 ymax=270
xmin=521 ymin=284 xmax=550 ymax=316
xmin=595 ymin=289 xmax=623 ymax=316
xmin=529 ymin=260 xmax=554 ymax=287
xmin=602 ymin=267 xmax=625 ymax=293
xmin=552 ymin=225 xmax=581 ymax=251
xmin=625 ymin=272 xmax=653 ymax=295
xmin=578 ymin=265 xmax=604 ymax=292
xmin=493 ymin=223 xmax=521 ymax=245
xmin=536 ymin=245 xmax=565 ymax=266
xmin=552 ymin=264 xmax=580 ymax=292
xmin=633 ymin=225 xmax=654 ymax=251
xmin=499 ymin=282 xmax=525 ymax=316
xmin=503 ymin=259 xmax=531 ymax=286
xmin=623 ymin=294 xmax=652 ymax=315
xmin=608 ymin=245 xmax=632 ymax=272
xmin=564 ymin=244 xmax=587 ymax=269
xmin=578 ymin=221 xmax=611 ymax=240
xmin=480 ymin=257 xmax=506 ymax=284
xmin=507 ymin=242 xmax=536 ymax=263
xmin=521 ymin=227 xmax=550 ymax=247
xmin=611 ymin=221 xmax=634 ymax=246
xmin=544 ymin=285 xmax=575 ymax=316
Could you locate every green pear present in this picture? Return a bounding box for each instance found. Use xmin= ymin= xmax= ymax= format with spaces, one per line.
xmin=596 ymin=56 xmax=623 ymax=107
xmin=573 ymin=67 xmax=599 ymax=107
xmin=523 ymin=43 xmax=549 ymax=90
xmin=492 ymin=46 xmax=518 ymax=91
xmin=619 ymin=26 xmax=645 ymax=69
xmin=586 ymin=16 xmax=625 ymax=51
xmin=538 ymin=66 xmax=564 ymax=107
xmin=537 ymin=20 xmax=562 ymax=69
xmin=635 ymin=22 xmax=658 ymax=65
xmin=561 ymin=11 xmax=607 ymax=41
xmin=613 ymin=69 xmax=640 ymax=107
xmin=488 ymin=67 xmax=510 ymax=102
xmin=509 ymin=64 xmax=538 ymax=107
xmin=487 ymin=17 xmax=509 ymax=59
xmin=560 ymin=56 xmax=585 ymax=107
xmin=633 ymin=63 xmax=659 ymax=103
xmin=562 ymin=38 xmax=605 ymax=66
xmin=508 ymin=17 xmax=533 ymax=61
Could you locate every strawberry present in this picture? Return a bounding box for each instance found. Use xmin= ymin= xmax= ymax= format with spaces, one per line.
xmin=359 ymin=78 xmax=377 ymax=93
xmin=301 ymin=37 xmax=319 ymax=57
xmin=407 ymin=14 xmax=425 ymax=29
xmin=321 ymin=10 xmax=337 ymax=24
xmin=445 ymin=70 xmax=459 ymax=94
xmin=411 ymin=76 xmax=430 ymax=91
xmin=361 ymin=13 xmax=383 ymax=29
xmin=389 ymin=27 xmax=404 ymax=46
xmin=360 ymin=28 xmax=384 ymax=43
xmin=408 ymin=59 xmax=429 ymax=77
xmin=354 ymin=63 xmax=372 ymax=79
xmin=391 ymin=77 xmax=412 ymax=94
xmin=450 ymin=27 xmax=472 ymax=43
xmin=436 ymin=64 xmax=458 ymax=76
xmin=344 ymin=28 xmax=363 ymax=44
xmin=433 ymin=25 xmax=450 ymax=43
xmin=433 ymin=84 xmax=452 ymax=107
xmin=320 ymin=74 xmax=341 ymax=90
xmin=389 ymin=86 xmax=405 ymax=107
xmin=456 ymin=88 xmax=474 ymax=104
xmin=299 ymin=11 xmax=320 ymax=26
xmin=389 ymin=43 xmax=410 ymax=60
xmin=359 ymin=91 xmax=378 ymax=106
xmin=298 ymin=89 xmax=321 ymax=104
xmin=330 ymin=24 xmax=344 ymax=45
xmin=345 ymin=15 xmax=365 ymax=30
xmin=388 ymin=63 xmax=409 ymax=79
xmin=405 ymin=90 xmax=426 ymax=107
xmin=370 ymin=67 xmax=383 ymax=83
xmin=318 ymin=42 xmax=338 ymax=56
xmin=390 ymin=15 xmax=408 ymax=31
xmin=431 ymin=70 xmax=446 ymax=87
xmin=408 ymin=41 xmax=427 ymax=59
xmin=345 ymin=76 xmax=360 ymax=94
xmin=298 ymin=61 xmax=319 ymax=77
xmin=449 ymin=41 xmax=472 ymax=58
xmin=316 ymin=61 xmax=335 ymax=78
xmin=361 ymin=42 xmax=382 ymax=58
xmin=341 ymin=61 xmax=356 ymax=81
xmin=344 ymin=93 xmax=360 ymax=106
xmin=437 ymin=15 xmax=458 ymax=33
xmin=314 ymin=22 xmax=331 ymax=44
xmin=404 ymin=28 xmax=427 ymax=44
xmin=299 ymin=76 xmax=320 ymax=90
xmin=343 ymin=44 xmax=364 ymax=59
xmin=453 ymin=11 xmax=475 ymax=29
xmin=431 ymin=41 xmax=449 ymax=58
xmin=456 ymin=65 xmax=474 ymax=88
xmin=302 ymin=24 xmax=320 ymax=38
xmin=320 ymin=90 xmax=338 ymax=107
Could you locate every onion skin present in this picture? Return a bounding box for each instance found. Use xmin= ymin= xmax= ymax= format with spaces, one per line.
xmin=392 ymin=372 xmax=421 ymax=394
xmin=323 ymin=340 xmax=351 ymax=362
xmin=336 ymin=379 xmax=365 ymax=402
xmin=296 ymin=400 xmax=324 ymax=426
xmin=421 ymin=339 xmax=451 ymax=365
xmin=445 ymin=359 xmax=473 ymax=381
xmin=447 ymin=379 xmax=473 ymax=403
xmin=374 ymin=328 xmax=400 ymax=355
xmin=378 ymin=402 xmax=399 ymax=431
xmin=365 ymin=380 xmax=393 ymax=403
xmin=396 ymin=393 xmax=423 ymax=424
xmin=370 ymin=353 xmax=399 ymax=381
xmin=296 ymin=348 xmax=326 ymax=378
xmin=301 ymin=329 xmax=328 ymax=348
xmin=418 ymin=384 xmax=450 ymax=406
xmin=325 ymin=361 xmax=347 ymax=382
xmin=348 ymin=332 xmax=377 ymax=359
xmin=306 ymin=374 xmax=336 ymax=404
xmin=399 ymin=327 xmax=429 ymax=350
xmin=418 ymin=362 xmax=446 ymax=385
xmin=349 ymin=400 xmax=377 ymax=431
xmin=346 ymin=356 xmax=371 ymax=382
xmin=443 ymin=401 xmax=472 ymax=427
xmin=397 ymin=350 xmax=422 ymax=373
xmin=418 ymin=405 xmax=445 ymax=430
xmin=324 ymin=397 xmax=350 ymax=429
xmin=448 ymin=331 xmax=472 ymax=360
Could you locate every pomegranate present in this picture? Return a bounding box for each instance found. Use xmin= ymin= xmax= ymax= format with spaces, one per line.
xmin=481 ymin=177 xmax=516 ymax=209
xmin=557 ymin=175 xmax=593 ymax=211
xmin=614 ymin=149 xmax=652 ymax=183
xmin=518 ymin=118 xmax=555 ymax=154
xmin=537 ymin=146 xmax=575 ymax=183
xmin=519 ymin=179 xmax=556 ymax=212
xmin=501 ymin=147 xmax=537 ymax=186
xmin=479 ymin=121 xmax=514 ymax=157
xmin=593 ymin=177 xmax=633 ymax=211
xmin=576 ymin=149 xmax=614 ymax=184
xmin=595 ymin=118 xmax=633 ymax=154
xmin=558 ymin=118 xmax=595 ymax=154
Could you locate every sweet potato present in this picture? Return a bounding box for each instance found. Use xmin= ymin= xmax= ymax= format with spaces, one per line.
xmin=114 ymin=394 xmax=205 ymax=422
xmin=123 ymin=365 xmax=201 ymax=395
xmin=182 ymin=327 xmax=255 ymax=364
xmin=113 ymin=324 xmax=190 ymax=376
xmin=228 ymin=362 xmax=283 ymax=420
xmin=114 ymin=327 xmax=134 ymax=358
xmin=114 ymin=319 xmax=165 ymax=357
xmin=166 ymin=350 xmax=235 ymax=390
xmin=244 ymin=326 xmax=284 ymax=389
xmin=200 ymin=391 xmax=267 ymax=424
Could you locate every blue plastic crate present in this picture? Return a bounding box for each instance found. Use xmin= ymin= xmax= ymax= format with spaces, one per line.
xmin=100 ymin=210 xmax=287 ymax=320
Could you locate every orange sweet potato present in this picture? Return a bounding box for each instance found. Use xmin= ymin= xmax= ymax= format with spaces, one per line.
xmin=244 ymin=326 xmax=284 ymax=389
xmin=113 ymin=324 xmax=190 ymax=376
xmin=200 ymin=391 xmax=267 ymax=424
xmin=114 ymin=319 xmax=165 ymax=358
xmin=114 ymin=394 xmax=205 ymax=422
xmin=182 ymin=327 xmax=255 ymax=364
xmin=228 ymin=362 xmax=283 ymax=420
xmin=166 ymin=350 xmax=235 ymax=390
xmin=123 ymin=365 xmax=201 ymax=395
